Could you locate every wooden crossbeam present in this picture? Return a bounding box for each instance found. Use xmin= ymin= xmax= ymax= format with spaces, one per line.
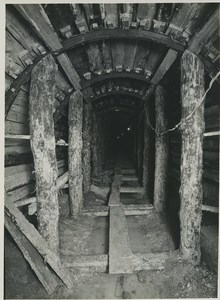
xmin=81 ymin=71 xmax=149 ymax=88
xmin=15 ymin=4 xmax=81 ymax=90
xmin=62 ymin=251 xmax=177 ymax=272
xmin=60 ymin=29 xmax=185 ymax=53
xmin=92 ymin=90 xmax=143 ymax=102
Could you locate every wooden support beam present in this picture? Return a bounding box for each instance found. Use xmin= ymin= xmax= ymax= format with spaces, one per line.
xmin=142 ymin=105 xmax=151 ymax=198
xmin=202 ymin=205 xmax=219 ymax=214
xmin=15 ymin=4 xmax=81 ymax=90
xmin=82 ymin=88 xmax=93 ymax=192
xmin=68 ymin=90 xmax=83 ymax=216
xmin=91 ymin=112 xmax=102 ymax=176
xmin=5 ymin=214 xmax=59 ymax=294
xmin=4 ymin=201 xmax=72 ymax=288
xmin=180 ymin=50 xmax=205 ymax=265
xmin=29 ymin=54 xmax=59 ymax=255
xmin=81 ymin=71 xmax=149 ymax=89
xmin=61 ymin=29 xmax=185 ymax=54
xmin=188 ymin=9 xmax=219 ymax=55
xmin=143 ymin=49 xmax=178 ymax=102
xmin=154 ymin=86 xmax=169 ymax=214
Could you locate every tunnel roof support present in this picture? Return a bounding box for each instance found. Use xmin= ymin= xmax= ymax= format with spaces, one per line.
xmin=180 ymin=50 xmax=205 ymax=264
xmin=29 ymin=54 xmax=59 ymax=255
xmin=82 ymin=88 xmax=93 ymax=192
xmin=68 ymin=90 xmax=84 ymax=216
xmin=153 ymin=86 xmax=169 ymax=213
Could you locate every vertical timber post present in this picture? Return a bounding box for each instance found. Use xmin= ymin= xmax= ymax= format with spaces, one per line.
xmin=92 ymin=111 xmax=102 ymax=176
xmin=82 ymin=88 xmax=92 ymax=192
xmin=154 ymin=86 xmax=169 ymax=213
xmin=29 ymin=54 xmax=59 ymax=255
xmin=68 ymin=90 xmax=83 ymax=216
xmin=142 ymin=105 xmax=151 ymax=200
xmin=180 ymin=50 xmax=205 ymax=264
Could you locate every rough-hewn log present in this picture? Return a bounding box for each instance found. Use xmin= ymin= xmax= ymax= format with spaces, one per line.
xmin=29 ymin=54 xmax=59 ymax=255
xmin=82 ymin=88 xmax=92 ymax=192
xmin=154 ymin=86 xmax=169 ymax=213
xmin=142 ymin=105 xmax=151 ymax=198
xmin=180 ymin=50 xmax=205 ymax=264
xmin=91 ymin=112 xmax=102 ymax=176
xmin=68 ymin=90 xmax=83 ymax=216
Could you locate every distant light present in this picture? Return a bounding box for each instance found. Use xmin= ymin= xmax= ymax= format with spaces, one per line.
xmin=116 ymin=136 xmax=120 ymax=139
xmin=115 ymin=108 xmax=120 ymax=112
xmin=121 ymin=133 xmax=124 ymax=136
xmin=127 ymin=127 xmax=131 ymax=131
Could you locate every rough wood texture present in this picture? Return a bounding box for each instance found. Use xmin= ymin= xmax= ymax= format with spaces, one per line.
xmin=68 ymin=90 xmax=83 ymax=216
xmin=4 ymin=201 xmax=72 ymax=288
xmin=154 ymin=86 xmax=169 ymax=213
xmin=5 ymin=214 xmax=58 ymax=294
xmin=29 ymin=54 xmax=59 ymax=255
xmin=142 ymin=106 xmax=151 ymax=198
xmin=109 ymin=205 xmax=133 ymax=274
xmin=15 ymin=4 xmax=81 ymax=90
xmin=82 ymin=89 xmax=92 ymax=192
xmin=180 ymin=50 xmax=205 ymax=265
xmin=91 ymin=112 xmax=102 ymax=176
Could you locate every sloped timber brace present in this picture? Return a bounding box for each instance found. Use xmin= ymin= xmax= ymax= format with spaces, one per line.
xmin=29 ymin=54 xmax=59 ymax=255
xmin=180 ymin=50 xmax=205 ymax=265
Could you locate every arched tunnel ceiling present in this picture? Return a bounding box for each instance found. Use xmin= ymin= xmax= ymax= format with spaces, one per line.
xmin=5 ymin=3 xmax=220 ymax=121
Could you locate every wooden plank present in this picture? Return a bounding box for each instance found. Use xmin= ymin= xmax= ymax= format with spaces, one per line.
xmin=6 ymin=110 xmax=28 ymax=124
xmin=6 ymin=182 xmax=35 ymax=203
xmin=5 ymin=120 xmax=29 ymax=135
xmin=108 ymin=174 xmax=122 ymax=206
xmin=4 ymin=201 xmax=73 ymax=288
xmin=62 ymin=254 xmax=108 ymax=272
xmin=151 ymin=49 xmax=178 ymax=85
xmin=5 ymin=145 xmax=31 ymax=155
xmin=85 ymin=42 xmax=104 ymax=74
xmin=5 ymin=163 xmax=33 ymax=177
xmin=104 ymin=4 xmax=118 ymax=28
xmin=5 ymin=170 xmax=34 ymax=192
xmin=132 ymin=251 xmax=178 ymax=271
xmin=62 ymin=251 xmax=177 ymax=273
xmin=120 ymin=187 xmax=144 ymax=194
xmin=15 ymin=4 xmax=81 ymax=90
xmin=188 ymin=9 xmax=219 ymax=55
xmin=101 ymin=40 xmax=113 ymax=72
xmin=204 ymin=131 xmax=220 ymax=137
xmin=202 ymin=205 xmax=219 ymax=213
xmin=109 ymin=205 xmax=133 ymax=274
xmin=5 ymin=214 xmax=59 ymax=294
xmin=143 ymin=49 xmax=178 ymax=101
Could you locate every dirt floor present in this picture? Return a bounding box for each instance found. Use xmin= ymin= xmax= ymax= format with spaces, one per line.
xmin=4 ymin=212 xmax=218 ymax=299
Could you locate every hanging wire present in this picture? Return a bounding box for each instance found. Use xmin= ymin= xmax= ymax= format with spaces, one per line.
xmin=145 ymin=70 xmax=220 ymax=137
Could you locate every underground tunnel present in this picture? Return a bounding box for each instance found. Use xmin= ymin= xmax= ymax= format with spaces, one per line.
xmin=4 ymin=3 xmax=219 ymax=299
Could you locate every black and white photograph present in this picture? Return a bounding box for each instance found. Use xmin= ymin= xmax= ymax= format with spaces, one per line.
xmin=4 ymin=2 xmax=219 ymax=299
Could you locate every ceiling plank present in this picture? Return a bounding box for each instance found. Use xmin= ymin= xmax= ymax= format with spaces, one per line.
xmin=14 ymin=4 xmax=81 ymax=90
